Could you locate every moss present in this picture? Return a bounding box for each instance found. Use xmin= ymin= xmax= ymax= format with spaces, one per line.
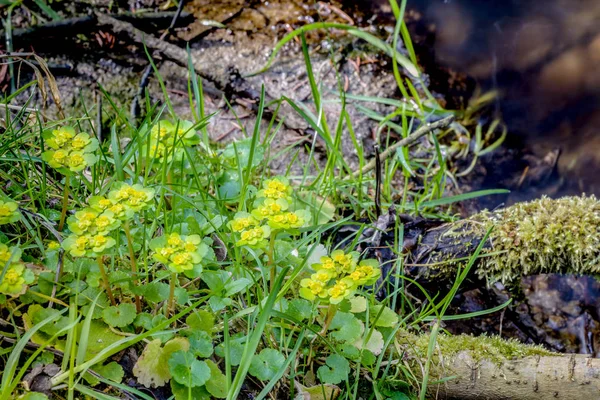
xmin=478 ymin=195 xmax=600 ymax=283
xmin=425 ymin=195 xmax=600 ymax=284
xmin=395 ymin=331 xmax=554 ymax=379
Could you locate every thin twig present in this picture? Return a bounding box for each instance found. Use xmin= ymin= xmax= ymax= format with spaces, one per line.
xmin=352 ymin=115 xmax=455 ymax=178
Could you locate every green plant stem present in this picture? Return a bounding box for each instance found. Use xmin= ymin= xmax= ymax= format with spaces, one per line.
xmin=96 ymin=256 xmax=116 ymax=306
xmin=167 ymin=272 xmax=176 ymax=317
xmin=320 ymin=303 xmax=337 ymax=335
xmin=57 ymin=178 xmax=70 ymax=231
xmin=268 ymin=232 xmax=277 ymax=292
xmin=124 ymin=222 xmax=142 ymax=313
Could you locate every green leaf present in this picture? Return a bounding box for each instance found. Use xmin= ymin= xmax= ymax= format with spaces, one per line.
xmin=187 ymin=331 xmax=214 ymax=358
xmin=317 ymin=354 xmax=350 ymax=385
xmin=296 ymin=191 xmax=336 ymax=224
xmin=139 ymin=282 xmax=170 ymax=303
xmin=354 ymin=329 xmax=384 ymax=356
xmin=21 ymin=393 xmax=49 ymax=400
xmin=170 ymin=379 xmax=211 ymax=400
xmin=102 ymin=303 xmax=136 ymax=328
xmin=133 ymin=337 xmax=190 ymax=388
xmin=30 ymin=306 xmax=71 ymax=337
xmin=349 ymin=296 xmax=367 ymax=313
xmin=134 ymin=312 xmax=154 ymax=330
xmin=215 ymin=340 xmax=244 ymax=366
xmin=361 ymin=350 xmax=376 ymax=366
xmin=84 ymin=320 xmax=123 ymax=359
xmin=328 ymin=312 xmax=363 ymax=343
xmin=205 ymin=359 xmax=227 ymax=398
xmin=223 ymin=138 xmax=264 ymax=169
xmin=186 ymin=310 xmax=215 ymax=335
xmin=168 ymin=351 xmax=211 ymax=388
xmin=370 ymin=305 xmax=399 ymax=327
xmin=337 ymin=343 xmax=360 ymax=361
xmin=286 ymin=299 xmax=312 ymax=321
xmin=248 ymin=349 xmax=285 ymax=381
xmin=224 ymin=278 xmax=251 ymax=297
xmin=94 ymin=361 xmax=124 ymax=383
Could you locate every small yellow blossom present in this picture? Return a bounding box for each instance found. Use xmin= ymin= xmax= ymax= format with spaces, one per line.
xmin=150 ymin=232 xmax=207 ymax=274
xmin=235 ymin=226 xmax=271 ymax=248
xmin=328 ymin=281 xmax=354 ymax=304
xmin=0 ymin=243 xmax=22 ymax=266
xmin=47 ymin=241 xmax=61 ymax=251
xmin=228 ymin=212 xmax=258 ymax=232
xmin=256 ymin=177 xmax=293 ymax=201
xmin=299 ymin=278 xmax=328 ymax=301
xmin=0 ymin=262 xmax=33 ymax=297
xmin=0 ymin=199 xmax=21 ymax=225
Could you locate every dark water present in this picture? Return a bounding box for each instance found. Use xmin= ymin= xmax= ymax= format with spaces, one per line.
xmin=370 ymin=0 xmax=600 ymax=195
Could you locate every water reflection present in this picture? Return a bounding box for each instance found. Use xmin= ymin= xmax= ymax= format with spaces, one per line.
xmin=401 ymin=0 xmax=600 ymax=194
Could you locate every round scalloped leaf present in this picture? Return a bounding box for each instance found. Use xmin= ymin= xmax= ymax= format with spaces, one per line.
xmin=170 ymin=380 xmax=211 ymax=400
xmin=102 ymin=303 xmax=136 ymax=328
xmin=370 ymin=305 xmax=399 ymax=327
xmin=353 ymin=329 xmax=384 ymax=356
xmin=328 ymin=312 xmax=363 ymax=343
xmin=133 ymin=337 xmax=190 ymax=388
xmin=168 ymin=351 xmax=211 ymax=388
xmin=214 ymin=340 xmax=244 ymax=366
xmin=187 ymin=330 xmax=214 ymax=358
xmin=317 ymin=354 xmax=350 ymax=385
xmin=94 ymin=361 xmax=124 ymax=383
xmin=204 ymin=360 xmax=227 ymax=398
xmin=186 ymin=310 xmax=215 ymax=335
xmin=248 ymin=348 xmax=285 ymax=381
xmin=286 ymin=299 xmax=313 ymax=321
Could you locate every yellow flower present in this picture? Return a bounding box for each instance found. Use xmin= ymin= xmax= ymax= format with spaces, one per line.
xmin=67 ymin=152 xmax=85 ymax=171
xmin=0 ymin=243 xmax=21 ymax=266
xmin=257 ymin=177 xmax=293 ymax=201
xmin=328 ymin=281 xmax=354 ymax=304
xmin=67 ymin=209 xmax=98 ymax=235
xmin=251 ymin=198 xmax=288 ymax=220
xmin=0 ymin=262 xmax=33 ymax=297
xmin=45 ymin=126 xmax=75 ymax=149
xmin=0 ymin=199 xmax=21 ymax=225
xmin=235 ymin=226 xmax=270 ymax=248
xmin=71 ymin=133 xmax=92 ymax=150
xmin=150 ymin=233 xmax=207 ymax=274
xmin=107 ymin=183 xmax=155 ymax=214
xmin=47 ymin=241 xmax=61 ymax=251
xmin=267 ymin=210 xmax=310 ymax=230
xmin=312 ymin=256 xmax=339 ymax=277
xmin=228 ymin=212 xmax=258 ymax=232
xmin=52 ymin=150 xmax=68 ymax=164
xmin=167 ymin=233 xmax=184 ymax=248
xmin=299 ymin=278 xmax=328 ymax=301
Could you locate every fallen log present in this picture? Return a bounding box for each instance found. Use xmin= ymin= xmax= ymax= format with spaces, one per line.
xmin=398 ymin=331 xmax=600 ymax=399
xmin=405 ymin=195 xmax=600 ymax=283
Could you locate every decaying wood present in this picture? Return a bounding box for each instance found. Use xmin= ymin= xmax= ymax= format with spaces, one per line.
xmin=424 ymin=345 xmax=600 ymax=399
xmin=403 ymin=195 xmax=600 ymax=284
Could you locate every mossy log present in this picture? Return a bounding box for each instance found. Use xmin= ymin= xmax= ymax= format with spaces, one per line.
xmin=398 ymin=332 xmax=600 ymax=399
xmin=407 ymin=195 xmax=600 ymax=283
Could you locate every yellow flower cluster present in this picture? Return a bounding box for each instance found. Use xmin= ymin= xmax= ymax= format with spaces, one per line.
xmin=62 ymin=182 xmax=155 ymax=258
xmin=145 ymin=120 xmax=199 ymax=162
xmin=0 ymin=198 xmax=21 ymax=225
xmin=300 ymin=250 xmax=381 ymax=304
xmin=150 ymin=232 xmax=207 ymax=273
xmin=41 ymin=126 xmax=98 ymax=173
xmin=89 ymin=182 xmax=155 ymax=220
xmin=228 ymin=177 xmax=310 ymax=248
xmin=0 ymin=244 xmax=34 ymax=297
